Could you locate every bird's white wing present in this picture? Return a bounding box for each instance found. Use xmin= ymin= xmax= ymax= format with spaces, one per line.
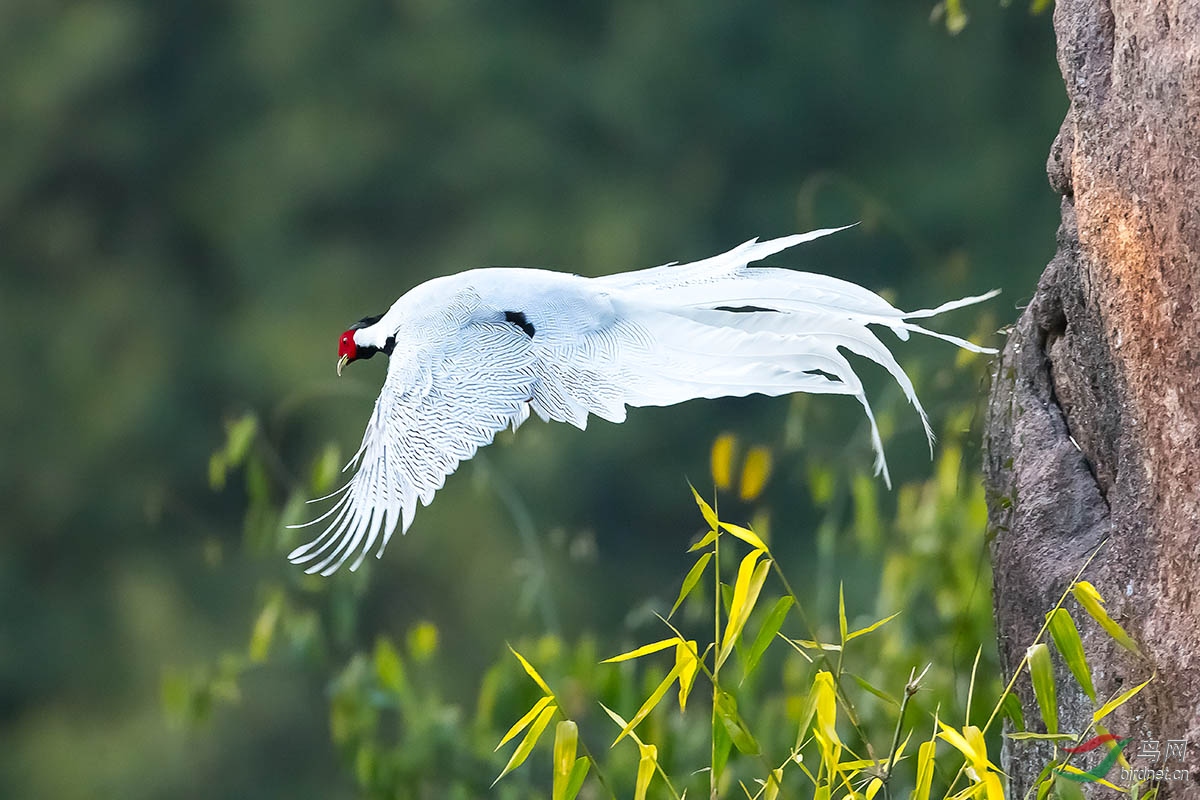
xmin=288 ymin=313 xmax=541 ymax=575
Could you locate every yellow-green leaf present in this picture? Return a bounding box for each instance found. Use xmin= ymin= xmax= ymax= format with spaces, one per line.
xmin=373 ymin=635 xmax=406 ymax=694
xmin=493 ymin=703 xmax=557 ymax=786
xmin=717 ymin=549 xmax=768 ymax=669
xmin=913 ymin=738 xmax=936 ymax=800
xmin=865 ymin=776 xmax=884 ymax=800
xmin=552 ymin=721 xmax=578 ymax=800
xmin=845 ymin=610 xmax=901 ymax=642
xmin=813 ymin=671 xmax=841 ymax=749
xmin=675 ymin=640 xmax=699 ymax=712
xmin=742 ymin=596 xmax=793 ymax=680
xmin=612 ymin=662 xmax=684 ymax=746
xmin=1072 ymin=581 xmax=1143 ymax=656
xmin=249 ymin=589 xmax=284 ymax=664
xmin=688 ymin=527 xmax=719 ymax=552
xmin=1027 ymin=643 xmax=1058 ymax=734
xmin=562 ymin=758 xmax=590 ymax=800
xmin=634 ymin=743 xmax=657 ymax=800
xmin=1093 ymin=676 xmax=1153 ymax=724
xmin=689 ymin=483 xmax=720 ymax=531
xmin=670 ymin=553 xmax=713 ymax=618
xmin=599 ymin=704 xmax=644 ymax=747
xmin=838 ymin=583 xmax=848 ymax=644
xmin=602 ymin=637 xmax=680 ymax=664
xmin=719 ymin=521 xmax=769 ymax=552
xmin=496 ymin=695 xmax=555 ymax=751
xmin=508 ymin=645 xmax=553 ymax=695
xmin=711 ymin=434 xmax=737 ymax=491
xmin=739 ymin=446 xmax=772 ymax=501
xmin=1046 ymin=608 xmax=1095 ymax=701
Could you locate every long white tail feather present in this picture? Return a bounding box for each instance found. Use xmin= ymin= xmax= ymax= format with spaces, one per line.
xmin=287 ymin=228 xmax=998 ymax=573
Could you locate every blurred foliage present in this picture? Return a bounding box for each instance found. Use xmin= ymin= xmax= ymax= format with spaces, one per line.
xmin=0 ymin=2 xmax=1064 ymax=798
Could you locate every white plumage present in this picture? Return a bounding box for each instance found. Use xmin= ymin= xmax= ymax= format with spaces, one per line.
xmin=289 ymin=226 xmax=997 ymax=574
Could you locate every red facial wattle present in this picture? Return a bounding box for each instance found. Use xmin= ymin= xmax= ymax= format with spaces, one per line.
xmin=336 ymin=330 xmax=357 ymax=376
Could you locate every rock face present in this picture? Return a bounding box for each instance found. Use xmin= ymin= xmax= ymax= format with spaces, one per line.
xmin=984 ymin=1 xmax=1200 ymax=796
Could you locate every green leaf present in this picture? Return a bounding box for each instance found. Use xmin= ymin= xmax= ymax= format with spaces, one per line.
xmin=496 ymin=695 xmax=555 ymax=751
xmin=373 ymin=636 xmax=406 ymax=694
xmin=552 ymin=721 xmax=578 ymax=800
xmin=611 ymin=661 xmax=683 ymax=746
xmin=248 ymin=589 xmax=284 ymax=664
xmin=713 ymin=710 xmax=734 ymax=785
xmin=1072 ymin=581 xmax=1143 ymax=656
xmin=742 ymin=596 xmax=793 ymax=680
xmin=999 ymin=691 xmax=1025 ymax=732
xmin=1046 ymin=608 xmax=1095 ymax=701
xmin=1004 ymin=732 xmax=1078 ymax=742
xmin=688 ymin=528 xmax=719 ymax=553
xmin=508 ymin=645 xmax=553 ymax=695
xmin=1093 ymin=676 xmax=1153 ymax=724
xmin=715 ymin=690 xmax=761 ymax=755
xmin=493 ymin=703 xmax=557 ymax=786
xmin=562 ymin=758 xmax=590 ymax=800
xmin=669 ymin=552 xmax=713 ymax=618
xmin=602 ymin=637 xmax=679 ymax=664
xmin=846 ymin=673 xmax=900 ymax=709
xmin=1027 ymin=643 xmax=1058 ymax=734
xmin=845 ymin=610 xmax=901 ymax=642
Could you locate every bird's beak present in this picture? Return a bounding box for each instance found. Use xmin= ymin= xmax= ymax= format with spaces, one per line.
xmin=337 ymin=355 xmax=349 ymax=377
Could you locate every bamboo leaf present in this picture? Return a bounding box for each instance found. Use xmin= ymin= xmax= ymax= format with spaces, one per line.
xmin=719 ymin=520 xmax=769 ymax=552
xmin=688 ymin=528 xmax=719 ymax=552
xmin=813 ymin=671 xmax=841 ymax=749
xmin=913 ymin=738 xmax=936 ymax=800
xmin=612 ymin=662 xmax=684 ymax=746
xmin=1093 ymin=676 xmax=1153 ymax=724
xmin=675 ymin=640 xmax=699 ymax=712
xmin=1072 ymin=581 xmax=1143 ymax=656
xmin=711 ymin=434 xmax=737 ymax=491
xmin=1004 ymin=732 xmax=1078 ymax=742
xmin=689 ymin=483 xmax=720 ymax=531
xmin=552 ymin=721 xmax=578 ymax=800
xmin=846 ymin=672 xmax=900 ymax=708
xmin=1026 ymin=643 xmax=1058 ymax=734
xmin=562 ymin=758 xmax=590 ymax=800
xmin=717 ymin=549 xmax=766 ymax=669
xmin=372 ymin=635 xmax=405 ymax=694
xmin=1046 ymin=608 xmax=1096 ymax=701
xmin=599 ymin=704 xmax=643 ymax=747
xmin=742 ymin=596 xmax=793 ymax=680
xmin=999 ymin=690 xmax=1025 ymax=732
xmin=508 ymin=645 xmax=553 ymax=695
xmin=838 ymin=583 xmax=848 ymax=644
xmin=602 ymin=637 xmax=680 ymax=664
xmin=634 ymin=743 xmax=657 ymax=800
xmin=670 ymin=553 xmax=713 ymax=618
xmin=845 ymin=610 xmax=901 ymax=642
xmin=496 ymin=695 xmax=554 ymax=751
xmin=739 ymin=446 xmax=772 ymax=501
xmin=715 ymin=690 xmax=761 ymax=755
xmin=493 ymin=703 xmax=557 ymax=785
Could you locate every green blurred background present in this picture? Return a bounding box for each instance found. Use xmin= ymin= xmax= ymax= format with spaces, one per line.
xmin=1 ymin=1 xmax=1063 ymax=797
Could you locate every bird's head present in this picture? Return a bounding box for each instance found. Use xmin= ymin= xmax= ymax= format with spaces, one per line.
xmin=336 ymin=314 xmax=394 ymax=376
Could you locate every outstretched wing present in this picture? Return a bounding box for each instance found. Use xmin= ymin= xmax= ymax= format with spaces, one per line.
xmin=288 ymin=317 xmax=540 ymax=575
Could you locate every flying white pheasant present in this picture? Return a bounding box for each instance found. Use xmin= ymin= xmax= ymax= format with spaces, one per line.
xmin=289 ymin=226 xmax=997 ymax=574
